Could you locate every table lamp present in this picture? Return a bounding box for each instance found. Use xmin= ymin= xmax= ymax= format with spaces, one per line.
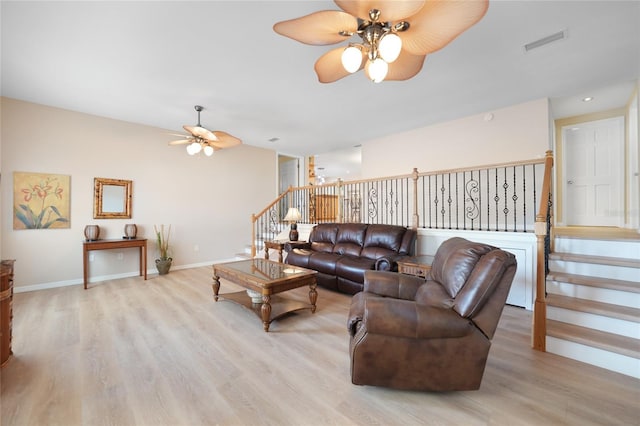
xmin=283 ymin=207 xmax=302 ymax=241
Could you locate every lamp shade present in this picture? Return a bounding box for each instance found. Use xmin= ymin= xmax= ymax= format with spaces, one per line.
xmin=203 ymin=145 xmax=214 ymax=156
xmin=283 ymin=207 xmax=302 ymax=222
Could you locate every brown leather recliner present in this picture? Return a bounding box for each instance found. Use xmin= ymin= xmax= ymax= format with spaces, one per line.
xmin=347 ymin=237 xmax=517 ymax=391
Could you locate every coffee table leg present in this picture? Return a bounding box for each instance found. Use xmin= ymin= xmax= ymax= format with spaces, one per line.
xmin=212 ymin=269 xmax=220 ymax=302
xmin=261 ymin=295 xmax=272 ymax=332
xmin=309 ymin=280 xmax=318 ymax=313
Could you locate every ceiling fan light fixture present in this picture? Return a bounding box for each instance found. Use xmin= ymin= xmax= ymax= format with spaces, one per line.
xmin=341 ymin=45 xmax=362 ymax=73
xmin=379 ymin=33 xmax=402 ymax=63
xmin=366 ymin=58 xmax=388 ymax=83
xmin=169 ymin=105 xmax=242 ymax=156
xmin=273 ymin=2 xmax=488 ymax=84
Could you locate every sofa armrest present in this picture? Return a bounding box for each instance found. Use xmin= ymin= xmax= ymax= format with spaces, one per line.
xmin=356 ymin=294 xmax=474 ymax=339
xmin=375 ymin=254 xmax=412 ymax=271
xmin=363 ymin=270 xmax=424 ymax=300
xmin=284 ymin=241 xmax=311 ymax=252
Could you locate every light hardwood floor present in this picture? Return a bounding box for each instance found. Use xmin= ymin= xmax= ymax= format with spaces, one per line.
xmin=1 ymin=266 xmax=638 ymax=425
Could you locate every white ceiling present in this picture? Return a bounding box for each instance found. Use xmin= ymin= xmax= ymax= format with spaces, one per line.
xmin=2 ymin=1 xmax=639 ymax=172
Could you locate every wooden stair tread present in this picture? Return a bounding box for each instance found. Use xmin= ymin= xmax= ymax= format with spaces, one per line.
xmin=547 ymin=319 xmax=640 ymax=359
xmin=554 ymin=226 xmax=640 ymax=241
xmin=546 ymin=294 xmax=640 ymax=323
xmin=549 ymin=252 xmax=640 ymax=269
xmin=547 ymin=272 xmax=640 ymax=294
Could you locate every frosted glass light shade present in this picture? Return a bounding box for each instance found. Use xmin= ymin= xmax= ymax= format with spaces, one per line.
xmin=341 ymin=46 xmax=362 ymax=73
xmin=203 ymin=145 xmax=214 ymax=156
xmin=187 ymin=142 xmax=202 ymax=155
xmin=366 ymin=58 xmax=388 ymax=83
xmin=379 ymin=33 xmax=402 ymax=63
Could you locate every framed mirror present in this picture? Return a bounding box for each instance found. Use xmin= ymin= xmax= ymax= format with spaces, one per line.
xmin=94 ymin=177 xmax=132 ymax=219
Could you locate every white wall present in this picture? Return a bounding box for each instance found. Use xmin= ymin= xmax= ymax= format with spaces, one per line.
xmin=362 ymin=98 xmax=551 ymax=177
xmin=1 ymin=98 xmax=277 ymax=290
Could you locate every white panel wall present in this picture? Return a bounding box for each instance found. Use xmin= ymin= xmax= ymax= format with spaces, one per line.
xmin=416 ymin=229 xmax=537 ymax=310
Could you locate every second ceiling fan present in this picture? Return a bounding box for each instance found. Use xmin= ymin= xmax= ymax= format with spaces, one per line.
xmin=169 ymin=105 xmax=242 ymax=156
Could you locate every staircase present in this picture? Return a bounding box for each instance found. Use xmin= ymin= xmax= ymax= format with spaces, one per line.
xmin=545 ymin=228 xmax=640 ymax=378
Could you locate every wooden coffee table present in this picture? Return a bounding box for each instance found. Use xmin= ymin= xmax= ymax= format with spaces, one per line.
xmin=212 ymin=258 xmax=317 ymax=332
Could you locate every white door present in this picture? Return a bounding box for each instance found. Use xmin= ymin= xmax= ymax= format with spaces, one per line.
xmin=562 ymin=117 xmax=624 ymax=226
xmin=278 ymin=156 xmax=299 ymax=194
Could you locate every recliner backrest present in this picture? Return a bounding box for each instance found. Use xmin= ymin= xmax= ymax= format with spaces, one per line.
xmin=430 ymin=237 xmax=493 ymax=298
xmin=429 ymin=237 xmax=517 ymax=338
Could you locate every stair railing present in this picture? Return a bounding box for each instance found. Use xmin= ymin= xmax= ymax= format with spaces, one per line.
xmin=252 ymin=152 xmax=555 ymax=352
xmin=533 ymin=150 xmax=554 ymax=351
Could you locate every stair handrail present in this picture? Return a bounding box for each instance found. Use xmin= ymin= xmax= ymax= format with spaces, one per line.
xmin=533 ymin=150 xmax=554 ymax=351
xmin=251 ymin=191 xmax=288 ymax=258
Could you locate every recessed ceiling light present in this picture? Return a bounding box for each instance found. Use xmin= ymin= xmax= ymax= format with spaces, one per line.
xmin=582 ymin=97 xmax=594 ymax=102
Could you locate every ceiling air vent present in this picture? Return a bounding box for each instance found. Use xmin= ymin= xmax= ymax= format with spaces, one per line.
xmin=524 ymin=29 xmax=567 ymax=52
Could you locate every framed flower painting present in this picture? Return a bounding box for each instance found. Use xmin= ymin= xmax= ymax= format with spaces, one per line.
xmin=13 ymin=172 xmax=71 ymax=230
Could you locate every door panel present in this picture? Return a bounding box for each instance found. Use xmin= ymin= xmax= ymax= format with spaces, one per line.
xmin=563 ymin=117 xmax=624 ymax=226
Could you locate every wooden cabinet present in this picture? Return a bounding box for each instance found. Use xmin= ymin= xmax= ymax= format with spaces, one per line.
xmin=1 ymin=259 xmax=15 ymax=367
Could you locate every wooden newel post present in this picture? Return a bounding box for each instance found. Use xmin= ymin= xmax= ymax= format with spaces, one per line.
xmin=532 ymin=150 xmax=554 ymax=351
xmin=412 ymin=168 xmax=419 ymax=230
xmin=251 ymin=213 xmax=257 ymax=258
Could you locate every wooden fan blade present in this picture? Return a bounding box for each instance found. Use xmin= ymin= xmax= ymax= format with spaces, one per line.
xmin=314 ymin=47 xmax=361 ymax=83
xmin=210 ymin=131 xmax=242 ymax=149
xmin=184 ymin=125 xmax=218 ymax=142
xmin=168 ymin=139 xmax=192 ymax=146
xmin=400 ymin=0 xmax=488 ymax=55
xmin=384 ymin=50 xmax=427 ymax=81
xmin=274 ymin=10 xmax=357 ymax=45
xmin=335 ymin=0 xmax=426 ymax=22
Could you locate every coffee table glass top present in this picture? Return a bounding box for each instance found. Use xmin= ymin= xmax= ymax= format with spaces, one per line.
xmin=215 ymin=259 xmax=314 ymax=282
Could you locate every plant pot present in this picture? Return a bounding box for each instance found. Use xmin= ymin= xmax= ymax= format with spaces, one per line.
xmin=155 ymin=258 xmax=172 ymax=275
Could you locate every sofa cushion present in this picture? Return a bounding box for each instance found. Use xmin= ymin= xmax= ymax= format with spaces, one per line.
xmin=360 ymin=225 xmax=406 ymax=260
xmin=308 ymin=252 xmax=340 ymax=275
xmin=336 ymin=256 xmax=377 ymax=284
xmin=414 ymin=281 xmax=455 ymax=309
xmin=333 ymin=223 xmax=368 ymax=257
xmin=309 ymin=223 xmax=339 ymax=253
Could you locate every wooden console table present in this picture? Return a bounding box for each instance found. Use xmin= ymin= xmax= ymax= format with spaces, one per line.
xmin=83 ymin=239 xmax=147 ymax=289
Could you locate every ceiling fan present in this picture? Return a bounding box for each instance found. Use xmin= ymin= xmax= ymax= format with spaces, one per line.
xmin=273 ymin=0 xmax=489 ymax=83
xmin=169 ymin=105 xmax=242 ymax=156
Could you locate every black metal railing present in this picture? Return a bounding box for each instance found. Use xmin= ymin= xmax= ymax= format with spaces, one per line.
xmin=251 ymin=154 xmax=553 ymax=256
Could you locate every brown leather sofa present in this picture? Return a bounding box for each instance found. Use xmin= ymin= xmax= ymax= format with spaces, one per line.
xmin=285 ymin=223 xmax=417 ymax=295
xmin=348 ymin=237 xmax=517 ymax=391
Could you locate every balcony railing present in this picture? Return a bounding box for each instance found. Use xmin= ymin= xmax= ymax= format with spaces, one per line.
xmin=251 ymin=151 xmax=554 ymax=351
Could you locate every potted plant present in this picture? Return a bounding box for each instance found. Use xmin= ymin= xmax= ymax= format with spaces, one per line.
xmin=154 ymin=224 xmax=172 ymax=275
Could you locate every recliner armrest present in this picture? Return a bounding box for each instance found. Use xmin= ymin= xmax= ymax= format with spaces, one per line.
xmin=358 ymin=294 xmax=474 ymax=339
xmin=364 ymin=270 xmax=424 ymax=300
